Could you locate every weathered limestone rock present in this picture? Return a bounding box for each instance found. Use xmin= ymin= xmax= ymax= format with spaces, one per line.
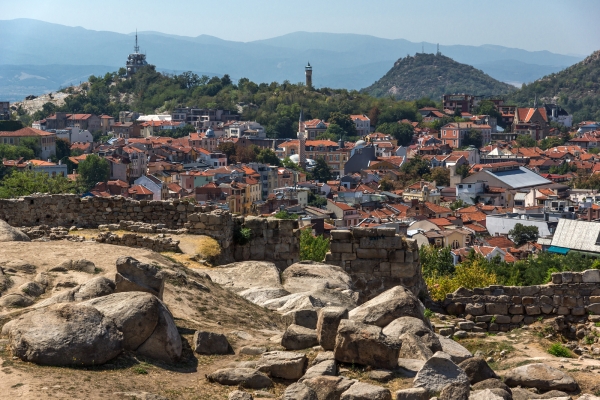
xmin=503 ymin=363 xmax=578 ymax=392
xmin=302 ymin=376 xmax=356 ymax=400
xmin=439 ymin=382 xmax=470 ymax=400
xmin=471 ymin=378 xmax=512 ymax=396
xmin=257 ymin=351 xmax=307 ymax=380
xmin=382 ymin=316 xmax=442 ymax=354
xmin=207 ymin=368 xmax=272 ymax=389
xmin=300 ymin=359 xmax=337 ymax=381
xmin=35 ymin=276 xmax=115 ymax=307
xmin=193 ymin=331 xmax=231 ymax=355
xmin=469 ymin=389 xmax=511 ymax=400
xmin=115 ymin=256 xmax=164 ymax=300
xmin=281 ymin=324 xmax=318 ymax=350
xmin=135 ymin=300 xmax=182 ymax=363
xmin=228 ymin=391 xmax=253 ymax=400
xmin=282 ymin=382 xmax=318 ymax=400
xmin=348 ymin=286 xmax=428 ymax=327
xmin=317 ymin=306 xmax=349 ymax=350
xmin=283 ymin=309 xmax=319 ymax=329
xmin=413 ymin=351 xmax=469 ymax=393
xmin=282 ymin=261 xmax=353 ymax=292
xmin=334 ymin=320 xmax=400 ymax=369
xmin=394 ymin=388 xmax=429 ymax=400
xmin=7 ymin=303 xmax=123 ymax=366
xmin=340 ymin=382 xmax=391 ymax=400
xmin=458 ymin=357 xmax=498 ymax=384
xmin=0 ymin=219 xmax=30 ymax=242
xmin=436 ymin=334 xmax=473 ymax=364
xmin=18 ymin=281 xmax=45 ymax=297
xmin=0 ymin=293 xmax=34 ymax=308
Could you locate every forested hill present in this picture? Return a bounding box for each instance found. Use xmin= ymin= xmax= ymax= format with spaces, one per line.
xmin=508 ymin=50 xmax=600 ymax=122
xmin=361 ymin=53 xmax=517 ymax=100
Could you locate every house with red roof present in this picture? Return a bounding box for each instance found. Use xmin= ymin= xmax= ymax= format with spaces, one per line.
xmin=0 ymin=127 xmax=57 ymax=159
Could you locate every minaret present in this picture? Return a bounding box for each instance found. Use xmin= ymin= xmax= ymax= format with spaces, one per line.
xmin=305 ymin=62 xmax=313 ymax=88
xmin=297 ymin=110 xmax=306 ymax=169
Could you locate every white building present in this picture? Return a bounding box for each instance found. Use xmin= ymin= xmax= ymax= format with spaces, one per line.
xmin=350 ymin=115 xmax=371 ymax=136
xmin=53 ymin=127 xmax=93 ymax=143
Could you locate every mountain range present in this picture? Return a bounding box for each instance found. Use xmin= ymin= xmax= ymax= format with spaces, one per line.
xmin=0 ymin=18 xmax=584 ymax=101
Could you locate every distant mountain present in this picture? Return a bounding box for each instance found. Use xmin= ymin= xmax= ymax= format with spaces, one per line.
xmin=508 ymin=50 xmax=600 ymax=122
xmin=0 ymin=19 xmax=583 ymax=99
xmin=361 ymin=53 xmax=517 ymax=100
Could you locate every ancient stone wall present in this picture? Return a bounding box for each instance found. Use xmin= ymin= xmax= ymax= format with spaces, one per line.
xmin=443 ymin=270 xmax=600 ymax=332
xmin=324 ymin=228 xmax=426 ymax=299
xmin=95 ymin=232 xmax=180 ymax=253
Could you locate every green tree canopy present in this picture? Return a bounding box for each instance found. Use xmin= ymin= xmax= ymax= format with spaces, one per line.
xmin=0 ymin=170 xmax=77 ymax=198
xmin=77 ymin=154 xmax=110 ymax=191
xmin=462 ymin=129 xmax=483 ymax=148
xmin=300 ymin=229 xmax=329 ymax=262
xmin=327 ymin=112 xmax=357 ymax=137
xmin=508 ymin=223 xmax=539 ymax=246
xmin=312 ymin=157 xmax=332 ymax=182
xmin=516 ymin=135 xmax=537 ymax=148
xmin=256 ymin=148 xmax=281 ymax=166
xmin=376 ymin=122 xmax=414 ymax=146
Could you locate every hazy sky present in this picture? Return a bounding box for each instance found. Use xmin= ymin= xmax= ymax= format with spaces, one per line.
xmin=4 ymin=0 xmax=599 ymax=55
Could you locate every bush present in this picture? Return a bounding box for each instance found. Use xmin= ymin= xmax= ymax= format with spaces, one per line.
xmin=300 ymin=229 xmax=329 ymax=262
xmin=233 ymin=227 xmax=252 ymax=246
xmin=547 ymin=343 xmax=572 ymax=358
xmin=426 ymin=259 xmax=498 ymax=301
xmin=423 ymin=308 xmax=433 ymax=319
xmin=196 ymin=236 xmax=221 ymax=264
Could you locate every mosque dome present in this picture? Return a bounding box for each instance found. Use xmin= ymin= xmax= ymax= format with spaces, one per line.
xmin=354 ymin=140 xmax=367 ymax=149
xmin=205 ymin=128 xmax=215 ymax=138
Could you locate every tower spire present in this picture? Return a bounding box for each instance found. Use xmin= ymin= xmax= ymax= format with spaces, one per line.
xmin=135 ymin=29 xmax=139 ymax=53
xmin=297 ymin=109 xmax=306 ymax=170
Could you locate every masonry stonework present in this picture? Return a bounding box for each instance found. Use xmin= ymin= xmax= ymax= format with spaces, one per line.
xmin=324 ymin=228 xmax=426 ymax=300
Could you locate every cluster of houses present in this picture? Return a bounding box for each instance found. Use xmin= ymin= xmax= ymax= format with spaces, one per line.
xmin=2 ymin=91 xmax=600 ymax=264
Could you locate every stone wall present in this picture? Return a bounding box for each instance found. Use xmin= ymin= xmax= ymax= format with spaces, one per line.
xmin=95 ymin=232 xmax=180 ymax=253
xmin=443 ymin=270 xmax=600 ymax=332
xmin=324 ymin=228 xmax=426 ymax=300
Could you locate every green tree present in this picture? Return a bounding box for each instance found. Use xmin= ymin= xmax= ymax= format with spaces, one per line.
xmin=0 ymin=170 xmax=76 ymax=198
xmin=312 ymin=157 xmax=332 ymax=182
xmin=455 ymin=164 xmax=471 ymax=179
xmin=328 ymin=112 xmax=357 ymax=137
xmin=299 ymin=229 xmax=329 ymax=262
xmin=274 ymin=210 xmax=298 ymax=219
xmin=256 ymin=148 xmax=281 ymax=166
xmin=318 ymin=123 xmax=345 ymax=141
xmin=20 ymin=137 xmax=42 ymax=158
xmin=516 ymin=135 xmax=537 ymax=148
xmin=420 ymin=245 xmax=455 ymax=277
xmin=424 ymin=167 xmax=450 ymax=186
xmin=379 ymin=178 xmax=394 ymax=191
xmin=55 ymin=138 xmax=71 ymax=161
xmin=308 ymin=191 xmax=327 ymax=207
xmin=77 ymin=154 xmax=110 ymax=191
xmin=508 ymin=223 xmax=539 ymax=246
xmin=462 ymin=129 xmax=483 ymax=148
xmin=0 ymin=144 xmax=35 ymax=160
xmin=217 ymin=142 xmax=237 ymax=164
xmin=449 ymin=199 xmax=468 ymax=210
xmin=377 ymin=122 xmax=414 ymax=146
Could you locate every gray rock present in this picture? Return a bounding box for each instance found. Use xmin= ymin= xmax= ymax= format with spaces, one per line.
xmin=283 ymin=309 xmax=319 ymax=329
xmin=397 ymin=358 xmax=425 ymax=377
xmin=115 ymin=256 xmax=164 ymax=300
xmin=0 ymin=220 xmax=30 ymax=242
xmin=207 ymin=368 xmax=272 ymax=389
xmin=311 ymin=351 xmax=335 ymax=366
xmin=436 ymin=334 xmax=473 ymax=364
xmin=458 ymin=357 xmax=498 ymax=384
xmin=301 ymin=359 xmax=337 ymax=381
xmin=135 ymin=300 xmax=182 ymax=363
xmin=302 ymin=376 xmax=356 ymax=400
xmin=239 ymin=346 xmax=266 ymax=355
xmin=238 ymin=286 xmax=290 ymax=307
xmin=228 ymin=390 xmax=253 ymax=400
xmin=382 ymin=316 xmax=441 ymax=353
xmin=349 ymin=286 xmax=428 ymax=327
xmin=82 ymin=292 xmax=159 ymax=350
xmin=368 ymin=369 xmax=393 ymax=382
xmin=469 ymin=389 xmax=511 ymax=400
xmin=2 ymin=260 xmax=36 ymax=274
xmin=7 ymin=303 xmax=123 ymax=366
xmin=0 ymin=293 xmax=34 ymax=308
xmin=394 ymin=388 xmax=429 ymax=400
xmin=334 ymin=319 xmax=400 ymax=369
xmin=317 ymin=306 xmax=349 ymax=350
xmin=471 ymin=378 xmax=512 ymax=396
xmin=340 ymin=381 xmax=391 ymax=400
xmin=35 ymin=276 xmax=115 ymax=308
xmin=398 ymin=332 xmax=434 ymax=361
xmin=208 ymin=261 xmax=282 ymax=293
xmin=18 ymin=281 xmax=45 ymax=298
xmin=440 ymin=382 xmax=470 ymax=400
xmin=50 ymin=259 xmax=96 ymax=274
xmin=413 ymin=351 xmax=470 ymax=393
xmin=193 ymin=331 xmax=231 ymax=355
xmin=503 ymin=363 xmax=578 ymax=392
xmin=282 ymin=324 xmax=318 ymax=350
xmin=282 ymin=261 xmax=353 ymax=293
xmin=257 ymin=351 xmax=307 ymax=380
xmin=282 ymin=382 xmax=318 ymax=400
xmin=113 ymin=392 xmax=168 ymax=400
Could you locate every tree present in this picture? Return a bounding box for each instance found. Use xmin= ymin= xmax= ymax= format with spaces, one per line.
xmin=516 ymin=135 xmax=536 ymax=148
xmin=217 ymin=142 xmax=237 ymax=164
xmin=20 ymin=137 xmax=42 ymax=158
xmin=455 ymin=164 xmax=471 ymax=179
xmin=77 ymin=154 xmax=110 ymax=191
xmin=368 ymin=106 xmax=381 ymax=128
xmin=55 ymin=138 xmax=71 ymax=161
xmin=256 ymin=148 xmax=281 ymax=166
xmin=449 ymin=199 xmax=467 ymax=211
xmin=328 ymin=112 xmax=357 ymax=137
xmin=308 ymin=191 xmax=327 ymax=207
xmin=377 ymin=122 xmax=414 ymax=146
xmin=274 ymin=210 xmax=298 ymax=220
xmin=0 ymin=170 xmax=76 ymax=198
xmin=508 ymin=223 xmax=539 ymax=246
xmin=425 ymin=167 xmax=450 ymax=186
xmin=420 ymin=245 xmax=455 ymax=278
xmin=300 ymin=229 xmax=329 ymax=262
xmin=318 ymin=123 xmax=345 ymax=141
xmin=234 ymin=145 xmax=258 ymax=164
xmin=379 ymin=178 xmax=394 ymax=191
xmin=312 ymin=157 xmax=332 ymax=182
xmin=462 ymin=129 xmax=483 ymax=148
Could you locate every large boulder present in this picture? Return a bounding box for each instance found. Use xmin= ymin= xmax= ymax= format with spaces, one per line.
xmin=18 ymin=281 xmax=45 ymax=298
xmin=394 ymin=388 xmax=429 ymax=400
xmin=6 ymin=303 xmax=123 ymax=366
xmin=282 ymin=382 xmax=318 ymax=400
xmin=340 ymin=382 xmax=391 ymax=400
xmin=470 ymin=389 xmax=511 ymax=400
xmin=439 ymin=382 xmax=470 ymax=400
xmin=413 ymin=351 xmax=469 ymax=393
xmin=0 ymin=293 xmax=34 ymax=308
xmin=333 ymin=320 xmax=400 ymax=369
xmin=302 ymin=376 xmax=356 ymax=400
xmin=398 ymin=333 xmax=435 ymax=361
xmin=458 ymin=357 xmax=498 ymax=384
xmin=317 ymin=306 xmax=349 ymax=351
xmin=238 ymin=287 xmax=290 ymax=307
xmin=282 ymin=261 xmax=353 ymax=293
xmin=257 ymin=351 xmax=307 ymax=380
xmin=115 ymin=256 xmax=165 ymax=300
xmin=207 ymin=368 xmax=272 ymax=389
xmin=503 ymin=363 xmax=578 ymax=392
xmin=193 ymin=331 xmax=231 ymax=355
xmin=206 ymin=261 xmax=282 ymax=293
xmin=382 ymin=316 xmax=442 ymax=354
xmin=282 ymin=324 xmax=318 ymax=350
xmin=348 ymin=286 xmax=428 ymax=327
xmin=50 ymin=259 xmax=96 ymax=274
xmin=82 ymin=292 xmax=159 ymax=350
xmin=436 ymin=334 xmax=472 ymax=364
xmin=300 ymin=359 xmax=337 ymax=381
xmin=0 ymin=220 xmax=30 ymax=242
xmin=283 ymin=309 xmax=319 ymax=329
xmin=135 ymin=300 xmax=182 ymax=363
xmin=35 ymin=276 xmax=115 ymax=308
xmin=471 ymin=378 xmax=512 ymax=396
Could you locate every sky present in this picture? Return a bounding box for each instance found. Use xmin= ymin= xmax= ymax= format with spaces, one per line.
xmin=3 ymin=0 xmax=600 ymax=56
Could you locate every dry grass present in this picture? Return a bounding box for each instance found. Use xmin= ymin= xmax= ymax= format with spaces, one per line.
xmin=196 ymin=236 xmax=221 ymax=264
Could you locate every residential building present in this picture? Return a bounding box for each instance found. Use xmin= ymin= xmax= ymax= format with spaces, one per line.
xmin=545 ymin=104 xmax=572 ymax=128
xmin=350 ymin=115 xmax=371 ymax=136
xmin=512 ymin=107 xmax=550 ymax=140
xmin=461 ymin=164 xmax=552 ymax=191
xmin=196 ymin=148 xmax=227 ymax=168
xmin=277 ymin=139 xmax=351 ymax=177
xmin=442 ymin=94 xmax=480 ymax=114
xmin=0 ymin=127 xmax=57 ymax=159
xmin=27 ymin=160 xmax=68 ymax=177
xmin=402 ymin=181 xmax=441 ymax=205
xmin=327 ymin=200 xmax=360 ymax=227
xmin=440 ymin=122 xmax=491 ymax=148
xmin=224 ymin=121 xmax=266 ymax=138
xmin=100 ymin=115 xmax=115 ymax=134
xmin=0 ymin=101 xmax=9 ymax=120
xmin=189 ymin=130 xmax=218 ymax=151
xmin=549 ymin=219 xmax=600 ymax=255
xmin=134 ymin=175 xmax=168 ymax=201
xmin=303 ymin=119 xmax=328 ymax=140
xmin=486 ymin=213 xmax=557 ymax=237
xmin=171 ymin=107 xmax=239 ymax=129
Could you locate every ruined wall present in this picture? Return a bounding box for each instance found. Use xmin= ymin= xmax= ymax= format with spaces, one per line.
xmin=324 ymin=228 xmax=426 ymax=299
xmin=444 ymin=270 xmax=600 ymax=332
xmin=95 ymin=232 xmax=180 ymax=253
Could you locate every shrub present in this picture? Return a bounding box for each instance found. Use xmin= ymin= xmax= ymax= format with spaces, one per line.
xmin=196 ymin=236 xmax=221 ymax=264
xmin=547 ymin=343 xmax=572 ymax=358
xmin=233 ymin=227 xmax=252 ymax=246
xmin=423 ymin=308 xmax=434 ymax=319
xmin=299 ymin=229 xmax=329 ymax=262
xmin=426 ymin=259 xmax=498 ymax=301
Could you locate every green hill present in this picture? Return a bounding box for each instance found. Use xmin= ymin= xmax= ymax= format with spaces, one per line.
xmin=508 ymin=50 xmax=600 ymax=123
xmin=361 ymin=53 xmax=517 ymax=100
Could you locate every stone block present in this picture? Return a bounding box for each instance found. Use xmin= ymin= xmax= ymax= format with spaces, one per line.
xmin=557 ymin=306 xmax=570 ymax=315
xmin=357 ymin=248 xmax=387 ymax=259
xmin=525 ymin=306 xmax=541 ymax=316
xmin=519 ymin=286 xmax=540 ymax=296
xmin=475 ymin=315 xmax=492 ymax=322
xmin=562 ymin=296 xmax=577 ymax=307
xmin=562 ymin=272 xmax=573 ymax=283
xmin=389 ymin=250 xmax=405 ymax=262
xmin=330 ymin=230 xmax=352 ymax=241
xmin=495 ymin=315 xmax=511 ymax=324
xmin=541 ymin=304 xmax=553 ymax=314
xmin=511 ymin=296 xmax=522 ymax=304
xmin=341 ymin=253 xmax=357 ymax=262
xmin=522 ymin=297 xmax=535 ymax=305
xmin=511 ymin=315 xmax=524 ymax=323
xmin=583 ymin=269 xmax=600 ymax=283
xmin=571 ymin=307 xmax=586 ymax=316
xmin=330 ymin=242 xmax=353 ymax=253
xmin=465 ymin=303 xmax=485 ymax=316
xmin=376 ymin=227 xmax=396 ymax=237
xmin=485 ymin=303 xmax=508 ymax=315
xmin=390 ymin=263 xmax=416 ymax=278
xmin=587 ymin=303 xmax=600 ymax=314
xmin=590 ymin=296 xmax=600 ymax=303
